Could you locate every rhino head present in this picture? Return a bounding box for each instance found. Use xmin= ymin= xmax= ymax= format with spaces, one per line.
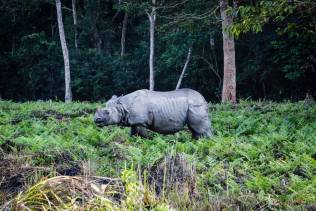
xmin=94 ymin=95 xmax=122 ymax=126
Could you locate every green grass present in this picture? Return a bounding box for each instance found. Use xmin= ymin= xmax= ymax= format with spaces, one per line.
xmin=0 ymin=100 xmax=315 ymax=209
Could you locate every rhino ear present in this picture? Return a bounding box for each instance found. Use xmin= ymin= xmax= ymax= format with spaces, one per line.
xmin=106 ymin=95 xmax=119 ymax=107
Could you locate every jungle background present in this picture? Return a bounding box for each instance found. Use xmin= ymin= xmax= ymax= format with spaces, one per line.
xmin=0 ymin=0 xmax=315 ymax=102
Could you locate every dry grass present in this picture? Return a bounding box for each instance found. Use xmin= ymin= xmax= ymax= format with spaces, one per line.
xmin=148 ymin=153 xmax=197 ymax=198
xmin=3 ymin=176 xmax=124 ymax=210
xmin=1 ymin=171 xmax=174 ymax=210
xmin=0 ymin=154 xmax=52 ymax=203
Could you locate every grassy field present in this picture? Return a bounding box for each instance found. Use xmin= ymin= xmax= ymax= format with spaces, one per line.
xmin=0 ymin=100 xmax=315 ymax=210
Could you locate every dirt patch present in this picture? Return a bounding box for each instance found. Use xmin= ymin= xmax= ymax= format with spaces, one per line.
xmin=148 ymin=153 xmax=197 ymax=198
xmin=0 ymin=137 xmax=25 ymax=153
xmin=0 ymin=151 xmax=86 ymax=204
xmin=31 ymin=109 xmax=95 ymax=120
xmin=32 ymin=151 xmax=86 ymax=177
xmin=10 ymin=108 xmax=96 ymax=124
xmin=0 ymin=154 xmax=51 ymax=203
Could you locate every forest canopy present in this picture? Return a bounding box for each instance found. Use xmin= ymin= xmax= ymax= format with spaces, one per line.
xmin=0 ymin=0 xmax=315 ymax=102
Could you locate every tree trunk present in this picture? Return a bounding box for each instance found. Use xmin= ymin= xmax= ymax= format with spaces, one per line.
xmin=120 ymin=12 xmax=128 ymax=57
xmin=90 ymin=0 xmax=102 ymax=51
xmin=147 ymin=0 xmax=156 ymax=91
xmin=56 ymin=0 xmax=72 ymax=102
xmin=149 ymin=13 xmax=155 ymax=91
xmin=72 ymin=0 xmax=78 ymax=49
xmin=93 ymin=26 xmax=102 ymax=51
xmin=220 ymin=0 xmax=236 ymax=104
xmin=176 ymin=47 xmax=192 ymax=90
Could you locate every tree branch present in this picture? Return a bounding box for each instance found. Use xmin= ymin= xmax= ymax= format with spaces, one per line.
xmin=176 ymin=47 xmax=192 ymax=90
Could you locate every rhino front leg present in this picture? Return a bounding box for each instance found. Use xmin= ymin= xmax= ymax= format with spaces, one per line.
xmin=130 ymin=125 xmax=149 ymax=138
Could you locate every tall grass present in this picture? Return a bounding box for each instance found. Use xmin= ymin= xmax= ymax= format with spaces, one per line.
xmin=0 ymin=100 xmax=315 ymax=209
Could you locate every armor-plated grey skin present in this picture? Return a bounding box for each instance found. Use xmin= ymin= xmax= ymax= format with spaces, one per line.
xmin=94 ymin=88 xmax=212 ymax=139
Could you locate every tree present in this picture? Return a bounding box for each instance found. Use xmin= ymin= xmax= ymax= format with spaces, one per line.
xmin=230 ymin=0 xmax=316 ymax=37
xmin=220 ymin=0 xmax=236 ymax=104
xmin=56 ymin=0 xmax=72 ymax=102
xmin=121 ymin=11 xmax=128 ymax=57
xmin=146 ymin=0 xmax=156 ymax=91
xmin=176 ymin=47 xmax=192 ymax=90
xmin=72 ymin=0 xmax=78 ymax=49
xmin=115 ymin=0 xmax=129 ymax=57
xmin=88 ymin=0 xmax=102 ymax=51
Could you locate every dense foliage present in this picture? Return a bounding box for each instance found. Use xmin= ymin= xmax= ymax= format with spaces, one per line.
xmin=1 ymin=100 xmax=315 ymax=209
xmin=0 ymin=0 xmax=315 ymax=102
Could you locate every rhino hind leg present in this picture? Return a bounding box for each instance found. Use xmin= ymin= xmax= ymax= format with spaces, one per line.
xmin=130 ymin=125 xmax=149 ymax=138
xmin=187 ymin=105 xmax=212 ymax=139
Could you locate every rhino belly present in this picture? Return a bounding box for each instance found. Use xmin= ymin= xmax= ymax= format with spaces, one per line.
xmin=149 ymin=99 xmax=188 ymax=134
xmin=150 ymin=118 xmax=185 ymax=134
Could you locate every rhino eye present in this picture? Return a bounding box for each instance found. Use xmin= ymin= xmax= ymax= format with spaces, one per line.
xmin=105 ymin=110 xmax=110 ymax=115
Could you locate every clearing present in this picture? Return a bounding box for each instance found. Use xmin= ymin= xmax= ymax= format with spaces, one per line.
xmin=0 ymin=100 xmax=315 ymax=210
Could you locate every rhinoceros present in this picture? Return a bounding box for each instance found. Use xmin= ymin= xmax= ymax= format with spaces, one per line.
xmin=94 ymin=88 xmax=212 ymax=139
